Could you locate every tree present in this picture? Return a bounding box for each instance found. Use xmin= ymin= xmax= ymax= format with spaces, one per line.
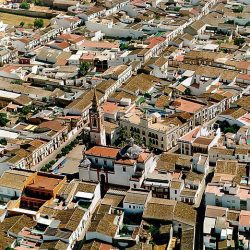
xmin=121 ymin=225 xmax=129 ymax=235
xmin=225 ymin=20 xmax=234 ymax=24
xmin=20 ymin=105 xmax=33 ymax=115
xmin=20 ymin=1 xmax=30 ymax=9
xmin=120 ymin=43 xmax=128 ymax=50
xmin=148 ymin=225 xmax=159 ymax=238
xmin=32 ymin=0 xmax=42 ymax=5
xmin=40 ymin=166 xmax=48 ymax=172
xmin=56 ymin=153 xmax=62 ymax=159
xmin=42 ymin=97 xmax=47 ymax=102
xmin=34 ymin=18 xmax=44 ymax=29
xmin=12 ymin=79 xmax=22 ymax=85
xmin=79 ymin=61 xmax=90 ymax=76
xmin=49 ymin=160 xmax=56 ymax=165
xmin=0 ymin=113 xmax=9 ymax=126
xmin=234 ymin=37 xmax=245 ymax=46
xmin=233 ymin=6 xmax=243 ymax=13
xmin=184 ymin=88 xmax=191 ymax=95
xmin=115 ymin=126 xmax=128 ymax=147
xmin=20 ymin=21 xmax=25 ymax=27
xmin=0 ymin=138 xmax=7 ymax=145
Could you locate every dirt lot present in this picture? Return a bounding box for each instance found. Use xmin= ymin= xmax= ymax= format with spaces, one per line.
xmin=0 ymin=12 xmax=50 ymax=28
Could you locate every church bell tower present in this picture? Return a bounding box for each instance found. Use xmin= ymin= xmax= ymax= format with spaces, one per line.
xmin=89 ymin=88 xmax=106 ymax=146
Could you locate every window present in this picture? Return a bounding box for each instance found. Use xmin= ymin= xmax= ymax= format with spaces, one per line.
xmin=123 ymin=166 xmax=126 ymax=172
xmin=95 ymin=158 xmax=98 ymax=164
xmin=104 ymin=160 xmax=107 ymax=166
xmin=175 ymin=190 xmax=177 ymax=194
xmin=92 ymin=118 xmax=97 ymax=128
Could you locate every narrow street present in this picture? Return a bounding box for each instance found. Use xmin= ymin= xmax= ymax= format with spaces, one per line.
xmin=195 ymin=167 xmax=215 ymax=250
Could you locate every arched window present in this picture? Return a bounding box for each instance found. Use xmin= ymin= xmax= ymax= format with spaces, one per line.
xmin=92 ymin=118 xmax=97 ymax=128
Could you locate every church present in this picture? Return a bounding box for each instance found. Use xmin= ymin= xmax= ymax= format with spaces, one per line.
xmin=79 ymin=90 xmax=157 ymax=188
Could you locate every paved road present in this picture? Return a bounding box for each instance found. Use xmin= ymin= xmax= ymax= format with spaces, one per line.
xmin=31 ymin=128 xmax=83 ymax=171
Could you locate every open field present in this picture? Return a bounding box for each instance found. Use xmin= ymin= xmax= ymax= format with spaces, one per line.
xmin=0 ymin=12 xmax=50 ymax=28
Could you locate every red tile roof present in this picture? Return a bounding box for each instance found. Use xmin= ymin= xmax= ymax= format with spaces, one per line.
xmin=101 ymin=102 xmax=119 ymax=114
xmin=239 ymin=211 xmax=250 ymax=227
xmin=57 ymin=33 xmax=84 ymax=44
xmin=237 ymin=74 xmax=250 ymax=81
xmin=39 ymin=120 xmax=66 ymax=132
xmin=85 ymin=146 xmax=119 ymax=159
xmin=81 ymin=41 xmax=119 ymax=49
xmin=145 ymin=36 xmax=165 ymax=49
xmin=172 ymin=98 xmax=204 ymax=114
xmin=237 ymin=61 xmax=250 ymax=70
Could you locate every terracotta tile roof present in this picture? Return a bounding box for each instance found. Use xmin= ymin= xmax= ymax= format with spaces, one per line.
xmin=227 ymin=210 xmax=240 ymax=222
xmin=143 ymin=198 xmax=196 ymax=226
xmin=103 ymin=121 xmax=119 ymax=134
xmin=122 ymin=73 xmax=159 ymax=94
xmin=236 ymin=96 xmax=250 ymax=110
xmin=209 ymin=146 xmax=234 ymax=156
xmin=236 ymin=61 xmax=250 ymax=70
xmin=19 ymin=37 xmax=31 ymax=44
xmin=85 ymin=146 xmax=119 ymax=159
xmin=171 ymin=181 xmax=182 ymax=189
xmin=57 ymin=33 xmax=84 ymax=44
xmin=215 ymin=160 xmax=239 ymax=175
xmin=155 ymin=94 xmax=169 ymax=108
xmin=97 ymin=80 xmax=116 ymax=94
xmin=145 ymin=36 xmax=165 ymax=49
xmin=102 ymin=193 xmax=124 ymax=207
xmin=49 ymin=41 xmax=70 ymax=50
xmin=171 ymin=98 xmax=204 ymax=114
xmin=81 ymin=41 xmax=119 ymax=49
xmin=75 ymin=181 xmax=97 ymax=194
xmin=115 ymin=158 xmax=136 ymax=166
xmin=124 ymin=190 xmax=149 ymax=205
xmin=40 ymin=240 xmax=68 ymax=250
xmin=143 ymin=198 xmax=176 ymax=221
xmin=55 ymin=208 xmax=85 ymax=232
xmin=0 ymin=170 xmax=33 ymax=190
xmin=39 ymin=120 xmax=66 ymax=132
xmin=173 ymin=201 xmax=196 ymax=226
xmin=137 ymin=152 xmax=151 ymax=163
xmin=205 ymin=205 xmax=227 ymax=218
xmin=65 ymin=89 xmax=104 ymax=113
xmin=221 ymin=107 xmax=247 ymax=119
xmin=239 ymin=210 xmax=250 ymax=227
xmin=13 ymin=95 xmax=32 ymax=106
xmin=192 ymin=136 xmax=213 ymax=146
xmin=88 ymin=213 xmax=118 ymax=237
xmin=180 ymin=228 xmax=195 ymax=250
xmin=237 ymin=74 xmax=250 ymax=81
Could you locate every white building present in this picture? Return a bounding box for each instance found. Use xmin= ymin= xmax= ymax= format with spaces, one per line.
xmin=79 ymin=138 xmax=157 ymax=188
xmin=123 ymin=189 xmax=151 ymax=214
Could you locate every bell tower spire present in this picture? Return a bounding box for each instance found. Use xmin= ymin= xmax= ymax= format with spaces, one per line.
xmin=92 ymin=87 xmax=98 ymax=112
xmin=89 ymin=88 xmax=106 ymax=146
